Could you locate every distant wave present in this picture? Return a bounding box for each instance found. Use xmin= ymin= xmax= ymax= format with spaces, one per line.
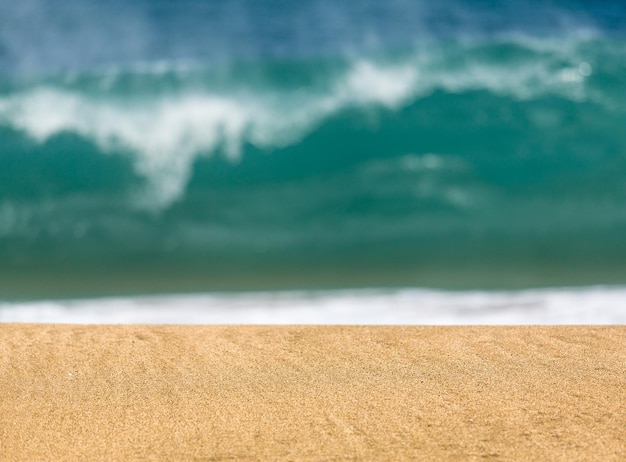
xmin=2 ymin=0 xmax=623 ymax=76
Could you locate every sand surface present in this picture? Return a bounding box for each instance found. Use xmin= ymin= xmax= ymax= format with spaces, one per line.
xmin=1 ymin=325 xmax=624 ymax=461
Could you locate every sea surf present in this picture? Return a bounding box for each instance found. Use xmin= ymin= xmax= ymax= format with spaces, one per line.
xmin=1 ymin=0 xmax=625 ymax=322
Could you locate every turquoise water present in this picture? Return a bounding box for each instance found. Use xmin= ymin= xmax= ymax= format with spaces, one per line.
xmin=1 ymin=2 xmax=626 ymax=299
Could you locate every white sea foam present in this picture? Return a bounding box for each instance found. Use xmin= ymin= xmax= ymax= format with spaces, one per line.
xmin=1 ymin=286 xmax=624 ymax=324
xmin=336 ymin=61 xmax=418 ymax=108
xmin=0 ymin=42 xmax=597 ymax=208
xmin=0 ymin=89 xmax=262 ymax=207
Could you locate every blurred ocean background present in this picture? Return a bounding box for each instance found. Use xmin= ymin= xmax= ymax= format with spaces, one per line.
xmin=1 ymin=0 xmax=625 ymax=323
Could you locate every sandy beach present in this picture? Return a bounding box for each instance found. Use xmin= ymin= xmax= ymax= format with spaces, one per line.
xmin=1 ymin=325 xmax=624 ymax=461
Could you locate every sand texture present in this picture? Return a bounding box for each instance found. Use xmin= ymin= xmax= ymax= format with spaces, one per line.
xmin=1 ymin=325 xmax=624 ymax=461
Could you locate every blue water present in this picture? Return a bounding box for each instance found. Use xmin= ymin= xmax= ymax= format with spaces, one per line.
xmin=1 ymin=0 xmax=626 ymax=301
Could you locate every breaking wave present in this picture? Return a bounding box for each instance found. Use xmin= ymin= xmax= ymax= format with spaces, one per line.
xmin=1 ymin=38 xmax=619 ymax=208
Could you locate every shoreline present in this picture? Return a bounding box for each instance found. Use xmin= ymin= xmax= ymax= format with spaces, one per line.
xmin=1 ymin=324 xmax=624 ymax=460
xmin=2 ymin=286 xmax=626 ymax=324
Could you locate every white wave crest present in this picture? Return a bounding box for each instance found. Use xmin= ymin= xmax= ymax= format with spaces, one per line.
xmin=0 ymin=44 xmax=595 ymax=208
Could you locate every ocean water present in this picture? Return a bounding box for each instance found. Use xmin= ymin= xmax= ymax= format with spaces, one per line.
xmin=1 ymin=0 xmax=625 ymax=322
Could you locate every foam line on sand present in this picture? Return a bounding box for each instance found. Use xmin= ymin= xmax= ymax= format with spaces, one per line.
xmin=1 ymin=325 xmax=624 ymax=460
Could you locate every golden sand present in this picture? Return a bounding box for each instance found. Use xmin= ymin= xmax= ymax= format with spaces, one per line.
xmin=1 ymin=325 xmax=624 ymax=461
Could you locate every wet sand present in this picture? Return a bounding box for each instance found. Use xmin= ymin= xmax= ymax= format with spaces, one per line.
xmin=1 ymin=325 xmax=624 ymax=461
